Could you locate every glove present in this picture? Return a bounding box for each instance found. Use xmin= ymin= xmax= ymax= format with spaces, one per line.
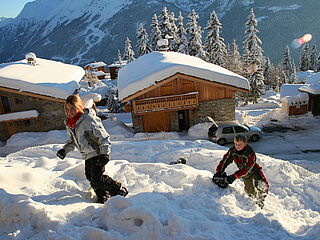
xmin=226 ymin=175 xmax=236 ymax=184
xmin=56 ymin=149 xmax=66 ymax=159
xmin=212 ymin=172 xmax=226 ymax=183
xmin=97 ymin=154 xmax=109 ymax=166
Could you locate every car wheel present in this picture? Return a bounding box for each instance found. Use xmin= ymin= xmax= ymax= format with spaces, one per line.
xmin=217 ymin=138 xmax=227 ymax=146
xmin=250 ymin=134 xmax=259 ymax=142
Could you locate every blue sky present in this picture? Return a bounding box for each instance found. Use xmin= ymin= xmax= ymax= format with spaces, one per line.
xmin=0 ymin=0 xmax=34 ymax=18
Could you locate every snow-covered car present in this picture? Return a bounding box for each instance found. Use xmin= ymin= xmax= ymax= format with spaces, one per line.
xmin=208 ymin=121 xmax=263 ymax=145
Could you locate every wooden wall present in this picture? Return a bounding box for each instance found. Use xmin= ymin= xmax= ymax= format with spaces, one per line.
xmin=135 ymin=76 xmax=234 ymax=102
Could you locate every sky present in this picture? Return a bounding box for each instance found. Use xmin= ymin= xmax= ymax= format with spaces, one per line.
xmin=0 ymin=0 xmax=34 ymax=18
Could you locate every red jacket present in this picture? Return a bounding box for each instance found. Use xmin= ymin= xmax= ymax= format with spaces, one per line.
xmin=216 ymin=145 xmax=260 ymax=179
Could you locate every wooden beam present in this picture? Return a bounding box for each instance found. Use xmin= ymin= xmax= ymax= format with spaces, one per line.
xmin=120 ymin=72 xmax=248 ymax=103
xmin=0 ymin=86 xmax=65 ymax=103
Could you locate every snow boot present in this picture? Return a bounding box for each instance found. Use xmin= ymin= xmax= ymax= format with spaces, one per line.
xmin=96 ymin=192 xmax=111 ymax=204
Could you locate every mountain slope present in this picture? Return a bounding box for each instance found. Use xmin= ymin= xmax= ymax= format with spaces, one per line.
xmin=0 ymin=0 xmax=319 ymax=66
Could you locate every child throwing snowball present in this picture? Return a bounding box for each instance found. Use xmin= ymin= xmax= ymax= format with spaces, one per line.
xmin=56 ymin=94 xmax=128 ymax=203
xmin=213 ymin=134 xmax=269 ymax=208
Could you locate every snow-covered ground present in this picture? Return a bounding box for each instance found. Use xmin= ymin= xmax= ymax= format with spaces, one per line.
xmin=0 ymin=91 xmax=319 ymax=240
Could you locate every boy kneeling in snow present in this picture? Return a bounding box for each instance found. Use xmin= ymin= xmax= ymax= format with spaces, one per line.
xmin=213 ymin=134 xmax=269 ymax=208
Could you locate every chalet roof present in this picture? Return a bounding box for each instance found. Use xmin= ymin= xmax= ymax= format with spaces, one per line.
xmin=85 ymin=61 xmax=107 ymax=68
xmin=117 ymin=51 xmax=250 ymax=101
xmin=280 ymin=84 xmax=307 ymax=99
xmin=0 ymin=58 xmax=84 ymax=99
xmin=108 ymin=60 xmax=127 ymax=68
xmin=91 ymin=71 xmax=106 ymax=77
xmin=299 ymin=72 xmax=320 ymax=95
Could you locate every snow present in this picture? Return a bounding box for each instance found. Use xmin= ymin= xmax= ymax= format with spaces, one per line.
xmin=282 ymin=93 xmax=308 ymax=105
xmin=0 ymin=91 xmax=320 ymax=240
xmin=296 ymin=70 xmax=314 ymax=83
xmin=118 ymin=51 xmax=250 ymax=101
xmin=85 ymin=62 xmax=107 ymax=69
xmin=280 ymin=84 xmax=307 ymax=99
xmin=0 ymin=110 xmax=39 ymax=122
xmin=267 ymin=5 xmax=302 ymax=13
xmin=299 ymin=72 xmax=320 ymax=94
xmin=0 ymin=57 xmax=84 ymax=99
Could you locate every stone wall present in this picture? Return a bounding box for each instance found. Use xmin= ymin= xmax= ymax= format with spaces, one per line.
xmin=0 ymin=90 xmax=65 ymax=141
xmin=197 ymin=98 xmax=235 ymax=122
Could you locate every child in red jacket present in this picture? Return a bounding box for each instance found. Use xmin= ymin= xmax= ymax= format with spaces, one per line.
xmin=214 ymin=134 xmax=269 ymax=208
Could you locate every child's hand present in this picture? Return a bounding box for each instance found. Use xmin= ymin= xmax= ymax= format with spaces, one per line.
xmin=226 ymin=175 xmax=236 ymax=184
xmin=56 ymin=149 xmax=66 ymax=159
xmin=97 ymin=154 xmax=109 ymax=166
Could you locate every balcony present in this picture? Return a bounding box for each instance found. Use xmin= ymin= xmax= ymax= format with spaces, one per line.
xmin=132 ymin=92 xmax=198 ymax=114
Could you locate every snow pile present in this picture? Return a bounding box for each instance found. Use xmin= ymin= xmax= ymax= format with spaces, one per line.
xmin=0 ymin=139 xmax=319 ymax=240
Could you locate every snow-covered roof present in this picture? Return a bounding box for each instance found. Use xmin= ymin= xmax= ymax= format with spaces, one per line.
xmin=299 ymin=84 xmax=320 ymax=95
xmin=118 ymin=51 xmax=250 ymax=101
xmin=282 ymin=93 xmax=309 ymax=105
xmin=299 ymin=72 xmax=320 ymax=95
xmin=91 ymin=71 xmax=106 ymax=77
xmin=0 ymin=110 xmax=39 ymax=122
xmin=280 ymin=84 xmax=307 ymax=99
xmin=0 ymin=58 xmax=85 ymax=100
xmin=296 ymin=70 xmax=314 ymax=83
xmin=85 ymin=61 xmax=106 ymax=69
xmin=108 ymin=60 xmax=127 ymax=68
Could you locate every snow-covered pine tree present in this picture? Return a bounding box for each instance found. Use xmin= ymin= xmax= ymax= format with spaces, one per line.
xmin=136 ymin=23 xmax=152 ymax=56
xmin=204 ymin=10 xmax=227 ymax=66
xmin=226 ymin=39 xmax=243 ymax=75
xmin=103 ymin=88 xmax=123 ymax=113
xmin=242 ymin=8 xmax=265 ymax=102
xmin=299 ymin=42 xmax=310 ymax=71
xmin=186 ymin=9 xmax=207 ymax=60
xmin=159 ymin=7 xmax=173 ymax=39
xmin=309 ymin=45 xmax=318 ymax=71
xmin=168 ymin=12 xmax=179 ymax=51
xmin=151 ymin=14 xmax=162 ymax=51
xmin=263 ymin=57 xmax=272 ymax=88
xmin=282 ymin=45 xmax=297 ymax=84
xmin=123 ymin=37 xmax=135 ymax=62
xmin=116 ymin=49 xmax=122 ymax=63
xmin=249 ymin=68 xmax=264 ymax=103
xmin=177 ymin=12 xmax=188 ymax=54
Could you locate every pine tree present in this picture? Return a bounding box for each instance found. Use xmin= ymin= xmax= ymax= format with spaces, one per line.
xmin=204 ymin=11 xmax=227 ymax=66
xmin=168 ymin=12 xmax=179 ymax=51
xmin=226 ymin=39 xmax=243 ymax=75
xmin=151 ymin=14 xmax=162 ymax=50
xmin=299 ymin=42 xmax=310 ymax=71
xmin=123 ymin=37 xmax=135 ymax=62
xmin=159 ymin=7 xmax=172 ymax=39
xmin=186 ymin=9 xmax=207 ymax=60
xmin=242 ymin=8 xmax=265 ymax=102
xmin=104 ymin=88 xmax=123 ymax=113
xmin=116 ymin=49 xmax=122 ymax=63
xmin=263 ymin=57 xmax=272 ymax=88
xmin=136 ymin=23 xmax=152 ymax=56
xmin=309 ymin=45 xmax=318 ymax=71
xmin=177 ymin=12 xmax=188 ymax=54
xmin=282 ymin=46 xmax=297 ymax=83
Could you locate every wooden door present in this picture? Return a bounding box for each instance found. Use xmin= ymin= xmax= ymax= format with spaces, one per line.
xmin=143 ymin=111 xmax=171 ymax=132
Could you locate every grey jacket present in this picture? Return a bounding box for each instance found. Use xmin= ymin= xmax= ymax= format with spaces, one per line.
xmin=63 ymin=108 xmax=111 ymax=160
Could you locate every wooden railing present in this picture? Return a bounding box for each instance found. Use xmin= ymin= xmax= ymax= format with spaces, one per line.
xmin=132 ymin=92 xmax=198 ymax=114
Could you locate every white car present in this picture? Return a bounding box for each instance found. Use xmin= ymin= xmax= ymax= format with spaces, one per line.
xmin=208 ymin=121 xmax=263 ymax=145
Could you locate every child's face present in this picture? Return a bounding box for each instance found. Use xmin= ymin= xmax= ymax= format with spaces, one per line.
xmin=234 ymin=140 xmax=247 ymax=151
xmin=65 ymin=103 xmax=80 ymax=118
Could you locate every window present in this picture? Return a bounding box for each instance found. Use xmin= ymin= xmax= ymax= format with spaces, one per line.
xmin=14 ymin=98 xmax=24 ymax=104
xmin=234 ymin=126 xmax=247 ymax=133
xmin=222 ymin=127 xmax=234 ymax=134
xmin=0 ymin=95 xmax=11 ymax=113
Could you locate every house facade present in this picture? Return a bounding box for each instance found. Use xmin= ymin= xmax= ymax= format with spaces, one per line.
xmin=118 ymin=52 xmax=249 ymax=133
xmin=0 ymin=54 xmax=84 ymax=141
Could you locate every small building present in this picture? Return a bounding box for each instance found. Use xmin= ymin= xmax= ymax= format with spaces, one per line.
xmin=108 ymin=60 xmax=127 ymax=80
xmin=84 ymin=61 xmax=108 ymax=80
xmin=118 ymin=51 xmax=250 ymax=133
xmin=299 ymin=72 xmax=320 ymax=116
xmin=0 ymin=53 xmax=85 ymax=141
xmin=281 ymin=94 xmax=309 ymax=116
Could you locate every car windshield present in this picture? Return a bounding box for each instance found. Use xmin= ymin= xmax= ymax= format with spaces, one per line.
xmin=239 ymin=124 xmax=250 ymax=131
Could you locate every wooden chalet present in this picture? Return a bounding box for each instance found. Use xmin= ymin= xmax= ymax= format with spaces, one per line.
xmin=84 ymin=62 xmax=108 ymax=80
xmin=108 ymin=60 xmax=127 ymax=80
xmin=299 ymin=85 xmax=320 ymax=116
xmin=118 ymin=51 xmax=250 ymax=133
xmin=0 ymin=54 xmax=84 ymax=141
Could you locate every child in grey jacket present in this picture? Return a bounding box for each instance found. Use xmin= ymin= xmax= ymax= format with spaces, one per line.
xmin=57 ymin=94 xmax=128 ymax=203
